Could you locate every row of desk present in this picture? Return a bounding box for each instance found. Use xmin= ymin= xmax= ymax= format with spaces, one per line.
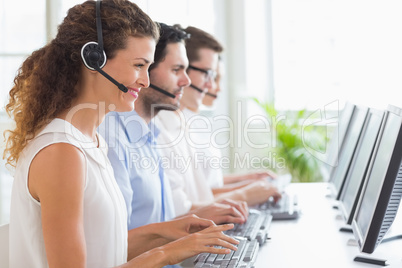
xmin=253 ymin=183 xmax=402 ymax=267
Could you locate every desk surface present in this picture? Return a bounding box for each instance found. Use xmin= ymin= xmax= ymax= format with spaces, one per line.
xmin=254 ymin=182 xmax=402 ymax=268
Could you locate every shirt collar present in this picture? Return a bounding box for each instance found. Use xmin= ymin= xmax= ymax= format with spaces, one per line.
xmin=119 ymin=110 xmax=160 ymax=144
xmin=182 ymin=107 xmax=197 ymax=119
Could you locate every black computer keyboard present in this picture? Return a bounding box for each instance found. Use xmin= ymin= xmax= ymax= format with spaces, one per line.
xmin=258 ymin=192 xmax=300 ymax=220
xmin=224 ymin=209 xmax=272 ymax=246
xmin=192 ymin=237 xmax=259 ymax=268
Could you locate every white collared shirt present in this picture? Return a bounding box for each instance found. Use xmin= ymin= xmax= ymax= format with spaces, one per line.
xmin=155 ymin=109 xmax=215 ymax=216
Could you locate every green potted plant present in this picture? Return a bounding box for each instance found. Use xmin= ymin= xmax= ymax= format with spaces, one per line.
xmin=253 ymin=98 xmax=328 ymax=182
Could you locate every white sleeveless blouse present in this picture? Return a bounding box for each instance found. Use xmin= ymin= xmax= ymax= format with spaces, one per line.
xmin=9 ymin=119 xmax=128 ymax=268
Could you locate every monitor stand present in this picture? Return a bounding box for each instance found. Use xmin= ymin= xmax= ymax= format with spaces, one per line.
xmin=339 ymin=226 xmax=353 ymax=233
xmin=352 ymin=234 xmax=402 ymax=266
xmin=353 ymin=256 xmax=388 ymax=266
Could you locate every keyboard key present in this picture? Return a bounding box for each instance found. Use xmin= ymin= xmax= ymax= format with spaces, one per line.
xmin=194 ymin=253 xmax=209 ymax=264
xmin=243 ymin=240 xmax=258 ymax=262
xmin=214 ymin=253 xmax=225 ymax=265
xmin=260 ymin=214 xmax=273 ymax=230
xmin=221 ymin=260 xmax=230 ymax=266
xmin=232 ymin=239 xmax=247 ymax=260
xmin=194 ymin=262 xmax=205 ymax=268
xmin=228 ymin=259 xmax=238 ymax=267
xmin=188 ymin=239 xmax=260 ymax=268
xmin=222 ymin=249 xmax=235 ymax=261
xmin=206 ymin=254 xmax=217 ymax=264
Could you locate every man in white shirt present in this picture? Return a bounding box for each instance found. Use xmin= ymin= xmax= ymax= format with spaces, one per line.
xmin=156 ymin=26 xmax=281 ymax=217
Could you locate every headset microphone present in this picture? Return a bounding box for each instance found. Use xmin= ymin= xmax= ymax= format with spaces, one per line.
xmin=81 ymin=0 xmax=128 ymax=93
xmin=149 ymin=84 xmax=176 ymax=99
xmin=189 ymin=84 xmax=205 ymax=93
xmin=93 ymin=64 xmax=128 ymax=93
xmin=205 ymin=92 xmax=218 ymax=98
xmin=190 ymin=84 xmax=217 ymax=98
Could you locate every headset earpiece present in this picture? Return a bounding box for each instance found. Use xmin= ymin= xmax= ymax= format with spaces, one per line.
xmin=79 ymin=0 xmax=128 ymax=93
xmin=81 ymin=41 xmax=107 ymax=71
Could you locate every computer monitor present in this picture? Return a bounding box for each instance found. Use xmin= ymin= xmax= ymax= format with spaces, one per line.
xmin=338 ymin=108 xmax=384 ymax=225
xmin=352 ymin=105 xmax=402 ymax=254
xmin=328 ymin=105 xmax=369 ymax=200
xmin=325 ymin=102 xmax=356 ymax=176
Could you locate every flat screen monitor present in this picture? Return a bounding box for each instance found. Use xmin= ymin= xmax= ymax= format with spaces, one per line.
xmin=328 ymin=105 xmax=369 ymax=199
xmin=325 ymin=102 xmax=356 ymax=175
xmin=352 ymin=105 xmax=402 ymax=254
xmin=338 ymin=108 xmax=384 ymax=225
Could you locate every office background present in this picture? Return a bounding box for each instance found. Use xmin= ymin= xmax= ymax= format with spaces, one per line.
xmin=1 ymin=0 xmax=402 ymax=225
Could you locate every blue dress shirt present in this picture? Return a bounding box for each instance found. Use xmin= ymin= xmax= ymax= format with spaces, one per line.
xmin=98 ymin=110 xmax=175 ymax=230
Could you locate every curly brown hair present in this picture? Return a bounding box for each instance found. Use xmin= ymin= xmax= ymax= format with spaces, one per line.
xmin=3 ymin=0 xmax=159 ymax=167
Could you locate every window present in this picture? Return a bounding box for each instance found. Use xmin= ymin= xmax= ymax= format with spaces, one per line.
xmin=271 ymin=0 xmax=402 ymax=111
xmin=0 ymin=0 xmax=46 ymax=109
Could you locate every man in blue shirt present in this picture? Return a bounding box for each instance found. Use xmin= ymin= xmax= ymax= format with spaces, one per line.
xmin=99 ymin=23 xmax=248 ymax=230
xmin=99 ymin=109 xmax=174 ymax=229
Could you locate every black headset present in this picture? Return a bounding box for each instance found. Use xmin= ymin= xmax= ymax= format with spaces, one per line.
xmin=149 ymin=84 xmax=176 ymax=98
xmin=81 ymin=0 xmax=128 ymax=93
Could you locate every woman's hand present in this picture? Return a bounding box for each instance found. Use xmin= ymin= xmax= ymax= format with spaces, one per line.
xmin=217 ymin=199 xmax=249 ymax=221
xmin=244 ymin=170 xmax=277 ymax=181
xmin=242 ymin=180 xmax=282 ymax=206
xmin=124 ymin=223 xmax=238 ymax=267
xmin=190 ymin=202 xmax=247 ymax=225
xmin=159 ymin=214 xmax=217 ymax=241
xmin=224 ymin=170 xmax=277 ymax=185
xmin=161 ymin=223 xmax=239 ymax=266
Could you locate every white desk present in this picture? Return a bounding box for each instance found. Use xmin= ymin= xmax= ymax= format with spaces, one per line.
xmin=254 ymin=183 xmax=402 ymax=268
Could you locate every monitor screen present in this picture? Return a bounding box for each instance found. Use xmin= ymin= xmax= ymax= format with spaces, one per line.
xmin=329 ymin=105 xmax=369 ymax=199
xmin=352 ymin=105 xmax=402 ymax=254
xmin=338 ymin=109 xmax=384 ymax=225
xmin=325 ymin=102 xmax=355 ymax=174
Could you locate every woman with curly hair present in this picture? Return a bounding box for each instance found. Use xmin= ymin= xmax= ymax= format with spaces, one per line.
xmin=4 ymin=1 xmax=238 ymax=267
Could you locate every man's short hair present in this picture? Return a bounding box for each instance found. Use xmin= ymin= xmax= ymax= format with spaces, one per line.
xmin=175 ymin=25 xmax=224 ymax=63
xmin=149 ymin=22 xmax=190 ymax=72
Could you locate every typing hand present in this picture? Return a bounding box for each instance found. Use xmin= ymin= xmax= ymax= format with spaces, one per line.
xmin=217 ymin=198 xmax=249 ymax=222
xmin=190 ymin=202 xmax=247 ymax=225
xmin=162 ymin=224 xmax=239 ymax=266
xmin=243 ymin=180 xmax=282 ymax=206
xmin=246 ymin=170 xmax=277 ymax=181
xmin=161 ymin=214 xmax=215 ymax=241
